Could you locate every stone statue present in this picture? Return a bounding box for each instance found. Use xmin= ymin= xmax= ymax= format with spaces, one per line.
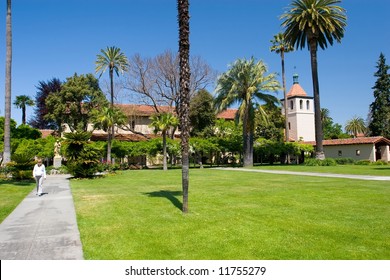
xmin=54 ymin=140 xmax=61 ymax=157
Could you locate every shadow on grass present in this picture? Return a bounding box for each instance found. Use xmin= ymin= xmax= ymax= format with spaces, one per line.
xmin=143 ymin=190 xmax=183 ymax=211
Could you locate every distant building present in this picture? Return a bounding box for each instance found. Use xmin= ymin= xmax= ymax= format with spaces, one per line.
xmin=59 ymin=104 xmax=236 ymax=141
xmin=305 ymin=137 xmax=390 ymax=162
xmin=281 ymin=73 xmax=315 ymax=142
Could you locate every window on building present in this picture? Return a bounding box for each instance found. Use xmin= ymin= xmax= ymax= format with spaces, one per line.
xmin=338 ymin=150 xmax=342 ymax=156
xmin=356 ymin=150 xmax=361 ymax=156
xmin=288 ymin=122 xmax=291 ymax=130
xmin=131 ymin=120 xmax=135 ymax=130
xmin=300 ymin=100 xmax=303 ymax=110
xmin=290 ymin=100 xmax=294 ymax=110
xmin=306 ymin=100 xmax=310 ymax=110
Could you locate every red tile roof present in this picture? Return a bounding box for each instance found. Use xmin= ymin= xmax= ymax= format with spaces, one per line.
xmin=116 ymin=103 xmax=238 ymax=120
xmin=39 ymin=129 xmax=55 ymax=138
xmin=115 ymin=104 xmax=174 ymax=116
xmin=287 ymin=83 xmax=308 ymax=97
xmin=216 ymin=108 xmax=238 ymax=120
xmin=90 ymin=133 xmax=157 ymax=142
xmin=305 ymin=136 xmax=390 ymax=146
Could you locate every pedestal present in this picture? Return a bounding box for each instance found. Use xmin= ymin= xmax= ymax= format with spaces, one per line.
xmin=53 ymin=156 xmax=62 ymax=168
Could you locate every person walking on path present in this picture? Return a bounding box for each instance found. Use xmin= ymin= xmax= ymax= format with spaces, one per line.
xmin=33 ymin=159 xmax=46 ymax=196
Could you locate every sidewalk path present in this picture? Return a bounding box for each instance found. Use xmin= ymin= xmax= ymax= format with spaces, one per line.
xmin=0 ymin=174 xmax=83 ymax=260
xmin=216 ymin=167 xmax=390 ymax=181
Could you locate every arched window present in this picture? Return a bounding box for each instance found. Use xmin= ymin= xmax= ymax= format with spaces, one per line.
xmin=300 ymin=100 xmax=303 ymax=110
xmin=288 ymin=122 xmax=291 ymax=130
xmin=306 ymin=100 xmax=310 ymax=110
xmin=290 ymin=100 xmax=294 ymax=110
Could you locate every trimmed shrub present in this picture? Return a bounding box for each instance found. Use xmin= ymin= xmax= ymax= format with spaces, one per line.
xmin=372 ymin=160 xmax=388 ymax=165
xmin=335 ymin=158 xmax=355 ymax=165
xmin=355 ymin=160 xmax=372 ymax=165
xmin=304 ymin=158 xmax=337 ymax=166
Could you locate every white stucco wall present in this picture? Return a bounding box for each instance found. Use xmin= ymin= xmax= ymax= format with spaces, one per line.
xmin=323 ymin=144 xmax=375 ymax=161
xmin=284 ymin=97 xmax=315 ymax=141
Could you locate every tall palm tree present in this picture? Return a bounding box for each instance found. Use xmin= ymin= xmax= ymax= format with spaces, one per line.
xmin=345 ymin=116 xmax=366 ymax=138
xmin=13 ymin=95 xmax=34 ymax=125
xmin=92 ymin=106 xmax=126 ymax=163
xmin=214 ymin=58 xmax=280 ymax=167
xmin=149 ymin=112 xmax=179 ymax=171
xmin=270 ymin=32 xmax=294 ymax=143
xmin=3 ymin=0 xmax=12 ymax=165
xmin=281 ymin=0 xmax=347 ymax=159
xmin=95 ymin=46 xmax=129 ymax=163
xmin=178 ymin=0 xmax=191 ymax=213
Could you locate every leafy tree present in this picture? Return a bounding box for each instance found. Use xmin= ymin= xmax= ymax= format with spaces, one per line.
xmin=3 ymin=0 xmax=12 ymax=165
xmin=282 ymin=0 xmax=347 ymax=159
xmin=13 ymin=124 xmax=41 ymax=140
xmin=321 ymin=108 xmax=348 ymax=139
xmin=13 ymin=95 xmax=34 ymax=125
xmin=214 ymin=57 xmax=280 ymax=167
xmin=254 ymin=103 xmax=285 ymax=142
xmin=178 ymin=0 xmax=191 ymax=213
xmin=189 ymin=89 xmax=216 ymax=136
xmin=345 ymin=116 xmax=366 ymax=138
xmin=92 ymin=106 xmax=127 ymax=163
xmin=30 ymin=78 xmax=62 ymax=129
xmin=0 ymin=116 xmax=17 ymax=142
xmin=368 ymin=53 xmax=390 ymax=138
xmin=270 ymin=32 xmax=294 ymax=142
xmin=45 ymin=73 xmax=108 ymax=133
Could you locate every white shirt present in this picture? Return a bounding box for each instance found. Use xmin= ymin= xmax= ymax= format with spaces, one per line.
xmin=33 ymin=164 xmax=46 ymax=178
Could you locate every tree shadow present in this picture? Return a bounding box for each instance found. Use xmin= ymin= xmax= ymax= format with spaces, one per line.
xmin=143 ymin=190 xmax=183 ymax=211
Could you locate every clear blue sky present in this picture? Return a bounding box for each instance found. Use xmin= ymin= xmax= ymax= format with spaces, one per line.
xmin=0 ymin=0 xmax=389 ymax=128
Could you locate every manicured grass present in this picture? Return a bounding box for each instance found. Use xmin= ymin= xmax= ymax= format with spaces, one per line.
xmin=0 ymin=180 xmax=35 ymax=223
xmin=252 ymin=164 xmax=390 ymax=176
xmin=71 ymin=169 xmax=390 ymax=260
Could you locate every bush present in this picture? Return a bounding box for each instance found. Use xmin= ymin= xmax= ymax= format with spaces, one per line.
xmin=304 ymin=158 xmax=337 ymax=166
xmin=372 ymin=160 xmax=388 ymax=165
xmin=355 ymin=160 xmax=372 ymax=165
xmin=335 ymin=158 xmax=355 ymax=165
xmin=321 ymin=158 xmax=337 ymax=166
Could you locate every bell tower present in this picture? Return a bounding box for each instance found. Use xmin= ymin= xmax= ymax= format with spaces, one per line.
xmin=281 ymin=74 xmax=315 ymax=141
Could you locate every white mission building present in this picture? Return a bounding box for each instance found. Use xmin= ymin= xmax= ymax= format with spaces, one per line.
xmin=281 ymin=73 xmax=315 ymax=142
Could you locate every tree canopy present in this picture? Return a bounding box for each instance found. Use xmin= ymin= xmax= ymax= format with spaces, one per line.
xmin=45 ymin=73 xmax=108 ymax=133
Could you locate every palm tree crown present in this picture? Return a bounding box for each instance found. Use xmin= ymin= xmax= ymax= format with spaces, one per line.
xmin=345 ymin=116 xmax=366 ymax=138
xmin=149 ymin=112 xmax=179 ymax=170
xmin=281 ymin=0 xmax=347 ymax=50
xmin=13 ymin=95 xmax=34 ymax=125
xmin=214 ymin=57 xmax=280 ymax=167
xmin=95 ymin=46 xmax=129 ymax=105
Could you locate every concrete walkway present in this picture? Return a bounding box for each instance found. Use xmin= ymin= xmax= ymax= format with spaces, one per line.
xmin=0 ymin=174 xmax=83 ymax=260
xmin=216 ymin=167 xmax=390 ymax=181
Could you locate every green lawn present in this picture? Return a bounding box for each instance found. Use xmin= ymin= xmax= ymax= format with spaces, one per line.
xmin=252 ymin=164 xmax=390 ymax=176
xmin=0 ymin=180 xmax=35 ymax=223
xmin=71 ymin=169 xmax=390 ymax=260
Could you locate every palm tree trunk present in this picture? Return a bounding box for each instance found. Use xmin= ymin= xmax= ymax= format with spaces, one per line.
xmin=309 ymin=40 xmax=325 ymax=160
xmin=281 ymin=51 xmax=290 ymax=164
xmin=109 ymin=68 xmax=114 ymax=164
xmin=162 ymin=131 xmax=167 ymax=171
xmin=3 ymin=0 xmax=12 ymax=165
xmin=22 ymin=105 xmax=26 ymax=125
xmin=178 ymin=0 xmax=190 ymax=213
xmin=242 ymin=104 xmax=253 ymax=167
xmin=107 ymin=126 xmax=112 ymax=164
